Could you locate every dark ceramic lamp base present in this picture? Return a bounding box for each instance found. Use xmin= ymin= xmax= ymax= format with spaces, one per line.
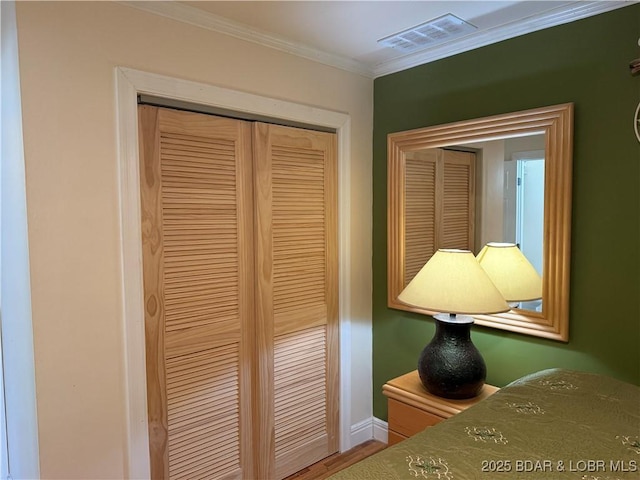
xmin=417 ymin=314 xmax=486 ymax=399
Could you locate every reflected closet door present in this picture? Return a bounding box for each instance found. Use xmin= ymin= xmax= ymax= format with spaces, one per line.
xmin=403 ymin=148 xmax=476 ymax=285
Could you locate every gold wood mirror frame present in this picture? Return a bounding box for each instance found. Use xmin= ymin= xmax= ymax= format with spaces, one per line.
xmin=388 ymin=103 xmax=573 ymax=341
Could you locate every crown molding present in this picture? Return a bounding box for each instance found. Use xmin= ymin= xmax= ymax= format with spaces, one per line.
xmin=120 ymin=1 xmax=374 ymax=78
xmin=121 ymin=1 xmax=635 ymax=80
xmin=373 ymin=1 xmax=635 ymax=77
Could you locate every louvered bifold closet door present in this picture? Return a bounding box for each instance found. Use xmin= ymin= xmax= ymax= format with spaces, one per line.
xmin=402 ymin=149 xmax=475 ymax=287
xmin=404 ymin=150 xmax=438 ymax=285
xmin=253 ymin=123 xmax=339 ymax=480
xmin=439 ymin=150 xmax=476 ymax=251
xmin=138 ymin=106 xmax=254 ymax=480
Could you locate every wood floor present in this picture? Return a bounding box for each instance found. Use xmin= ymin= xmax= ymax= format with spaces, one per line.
xmin=284 ymin=440 xmax=387 ymax=480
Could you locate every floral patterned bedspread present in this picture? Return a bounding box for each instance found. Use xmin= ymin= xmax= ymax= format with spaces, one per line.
xmin=330 ymin=369 xmax=639 ymax=479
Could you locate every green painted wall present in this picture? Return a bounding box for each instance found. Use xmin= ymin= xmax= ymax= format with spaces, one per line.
xmin=372 ymin=5 xmax=640 ymax=420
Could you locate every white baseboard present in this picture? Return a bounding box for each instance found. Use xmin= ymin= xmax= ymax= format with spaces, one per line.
xmin=349 ymin=418 xmax=373 ymax=448
xmin=348 ymin=417 xmax=388 ymax=451
xmin=372 ymin=417 xmax=388 ymax=444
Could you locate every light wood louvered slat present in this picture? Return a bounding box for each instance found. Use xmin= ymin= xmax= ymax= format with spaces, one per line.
xmin=274 ymin=327 xmax=328 ymax=459
xmin=138 ymin=106 xmax=254 ymax=480
xmin=140 ymin=108 xmax=339 ymax=479
xmin=404 ymin=150 xmax=438 ymax=285
xmin=253 ymin=123 xmax=339 ymax=480
xmin=401 ymin=149 xmax=475 ymax=286
xmin=440 ymin=150 xmax=475 ymax=251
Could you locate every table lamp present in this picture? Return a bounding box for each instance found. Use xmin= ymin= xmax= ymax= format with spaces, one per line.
xmin=476 ymin=242 xmax=542 ymax=307
xmin=398 ymin=249 xmax=509 ymax=399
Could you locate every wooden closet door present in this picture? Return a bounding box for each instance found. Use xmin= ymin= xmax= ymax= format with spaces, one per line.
xmin=253 ymin=123 xmax=339 ymax=480
xmin=138 ymin=106 xmax=255 ymax=480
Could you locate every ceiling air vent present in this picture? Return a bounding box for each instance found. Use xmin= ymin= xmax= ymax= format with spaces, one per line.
xmin=378 ymin=13 xmax=477 ymax=53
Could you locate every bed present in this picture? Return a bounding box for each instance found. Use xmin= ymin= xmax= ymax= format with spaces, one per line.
xmin=330 ymin=369 xmax=639 ymax=479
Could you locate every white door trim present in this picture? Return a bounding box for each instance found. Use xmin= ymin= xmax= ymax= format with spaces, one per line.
xmin=115 ymin=67 xmax=353 ymax=479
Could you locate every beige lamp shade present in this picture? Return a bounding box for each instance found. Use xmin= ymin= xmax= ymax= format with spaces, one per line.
xmin=476 ymin=242 xmax=542 ymax=302
xmin=398 ymin=249 xmax=510 ymax=315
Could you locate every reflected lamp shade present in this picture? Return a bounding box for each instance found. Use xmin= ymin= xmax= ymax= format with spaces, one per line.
xmin=398 ymin=249 xmax=510 ymax=314
xmin=476 ymin=242 xmax=542 ymax=302
xmin=398 ymin=249 xmax=509 ymax=399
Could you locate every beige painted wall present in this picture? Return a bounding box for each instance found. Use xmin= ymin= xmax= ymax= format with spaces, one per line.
xmin=15 ymin=2 xmax=373 ymax=478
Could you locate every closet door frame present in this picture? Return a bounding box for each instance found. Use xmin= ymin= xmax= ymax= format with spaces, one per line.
xmin=116 ymin=67 xmax=357 ymax=480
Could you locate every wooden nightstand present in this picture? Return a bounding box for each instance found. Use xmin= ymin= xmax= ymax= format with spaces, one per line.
xmin=382 ymin=370 xmax=499 ymax=445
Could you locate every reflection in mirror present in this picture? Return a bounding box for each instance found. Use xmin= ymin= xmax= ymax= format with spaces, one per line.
xmin=458 ymin=133 xmax=545 ymax=312
xmin=387 ymin=104 xmax=573 ymax=341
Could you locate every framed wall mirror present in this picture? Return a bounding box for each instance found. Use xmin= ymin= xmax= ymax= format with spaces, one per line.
xmin=387 ymin=104 xmax=573 ymax=341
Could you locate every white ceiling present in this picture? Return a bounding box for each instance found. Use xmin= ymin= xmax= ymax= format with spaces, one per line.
xmin=126 ymin=1 xmax=634 ymax=77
